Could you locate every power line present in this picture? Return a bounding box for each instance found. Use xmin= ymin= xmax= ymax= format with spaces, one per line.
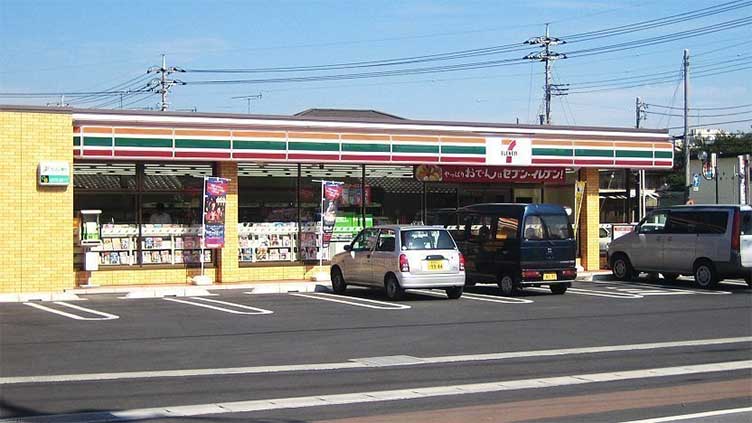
xmin=646 ymin=108 xmax=752 ymax=118
xmin=666 ymin=117 xmax=752 ymax=130
xmin=646 ymin=102 xmax=752 ymax=111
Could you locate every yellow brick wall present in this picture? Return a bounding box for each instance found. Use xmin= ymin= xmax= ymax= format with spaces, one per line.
xmin=0 ymin=111 xmax=74 ymax=293
xmin=579 ymin=168 xmax=601 ymax=271
xmin=216 ymin=162 xmax=240 ymax=283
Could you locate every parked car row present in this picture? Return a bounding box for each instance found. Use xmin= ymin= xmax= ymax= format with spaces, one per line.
xmin=608 ymin=204 xmax=752 ymax=288
xmin=331 ymin=203 xmax=577 ymax=300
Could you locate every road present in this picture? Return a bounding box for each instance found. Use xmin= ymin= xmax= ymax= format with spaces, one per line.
xmin=0 ymin=276 xmax=750 ymax=422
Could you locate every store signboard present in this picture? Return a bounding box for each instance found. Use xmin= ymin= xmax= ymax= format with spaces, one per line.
xmin=321 ymin=182 xmax=344 ymax=248
xmin=38 ymin=161 xmax=70 ymax=186
xmin=612 ymin=224 xmax=636 ymax=240
xmin=414 ymin=164 xmax=565 ymax=183
xmin=202 ymin=177 xmax=229 ymax=248
xmin=485 ymin=137 xmax=532 ymax=166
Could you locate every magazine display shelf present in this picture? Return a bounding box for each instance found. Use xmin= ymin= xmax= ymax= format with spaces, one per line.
xmin=238 ymin=222 xmax=297 ymax=263
xmin=140 ymin=225 xmax=211 ymax=265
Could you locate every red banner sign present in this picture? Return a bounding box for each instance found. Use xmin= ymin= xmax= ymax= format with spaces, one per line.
xmin=415 ymin=164 xmax=566 ymax=184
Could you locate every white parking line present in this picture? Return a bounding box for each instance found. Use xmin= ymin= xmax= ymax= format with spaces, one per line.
xmin=3 ymin=336 xmax=747 ymax=386
xmin=290 ymin=292 xmax=411 ymax=310
xmin=23 ymin=302 xmax=119 ymax=321
xmin=619 ymin=407 xmax=752 ymax=423
xmin=163 ymin=297 xmax=273 ymax=315
xmin=592 ymin=280 xmax=732 ymax=295
xmin=6 ymin=360 xmax=749 ymax=422
xmin=409 ymin=289 xmax=533 ymax=304
xmin=529 ymin=287 xmax=644 ymax=299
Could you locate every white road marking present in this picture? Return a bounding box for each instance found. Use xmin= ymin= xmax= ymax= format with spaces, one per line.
xmin=618 ymin=407 xmax=752 ymax=423
xmin=1 ymin=336 xmax=749 ymax=385
xmin=528 ymin=286 xmax=643 ymax=298
xmin=290 ymin=292 xmax=410 ymax=310
xmin=6 ymin=361 xmax=750 ymax=422
xmin=592 ymin=280 xmax=732 ymax=295
xmin=163 ymin=297 xmax=273 ymax=315
xmin=410 ymin=289 xmax=533 ymax=304
xmin=23 ymin=302 xmax=119 ymax=321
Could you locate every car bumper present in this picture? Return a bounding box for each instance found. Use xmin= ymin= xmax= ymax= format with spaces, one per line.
xmin=397 ymin=272 xmax=465 ymax=288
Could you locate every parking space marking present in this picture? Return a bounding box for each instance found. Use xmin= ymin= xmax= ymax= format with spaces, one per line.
xmin=23 ymin=302 xmax=119 ymax=321
xmin=409 ymin=289 xmax=534 ymax=304
xmin=290 ymin=292 xmax=410 ymax=310
xmin=529 ymin=287 xmax=643 ymax=298
xmin=618 ymin=407 xmax=752 ymax=423
xmin=592 ymin=280 xmax=733 ymax=295
xmin=163 ymin=297 xmax=273 ymax=315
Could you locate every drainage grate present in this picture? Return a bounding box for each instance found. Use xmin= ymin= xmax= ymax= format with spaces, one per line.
xmin=350 ymin=355 xmax=426 ymax=367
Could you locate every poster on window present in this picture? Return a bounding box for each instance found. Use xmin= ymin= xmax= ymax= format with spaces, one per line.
xmin=322 ymin=181 xmax=344 ymax=248
xmin=203 ymin=177 xmax=229 ymax=248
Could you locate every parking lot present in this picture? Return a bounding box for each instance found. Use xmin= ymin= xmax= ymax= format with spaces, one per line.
xmin=1 ymin=276 xmax=750 ymax=422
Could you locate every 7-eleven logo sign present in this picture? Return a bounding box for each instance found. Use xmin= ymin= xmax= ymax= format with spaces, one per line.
xmin=486 ymin=137 xmax=532 ymax=166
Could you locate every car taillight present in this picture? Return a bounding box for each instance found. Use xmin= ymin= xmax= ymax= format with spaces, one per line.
xmin=399 ymin=254 xmax=410 ymax=272
xmin=459 ymin=253 xmax=465 ymax=271
xmin=522 ymin=270 xmax=541 ymax=279
xmin=562 ymin=268 xmax=577 ymax=278
xmin=731 ymin=209 xmax=741 ymax=253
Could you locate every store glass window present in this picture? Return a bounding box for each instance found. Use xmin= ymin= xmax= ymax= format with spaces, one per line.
xmin=72 ymin=161 xmax=213 ymax=269
xmin=366 ymin=165 xmax=421 ymax=225
xmin=300 ymin=164 xmax=363 ymax=261
xmin=140 ymin=163 xmax=212 ymax=266
xmin=238 ymin=163 xmax=298 ymax=263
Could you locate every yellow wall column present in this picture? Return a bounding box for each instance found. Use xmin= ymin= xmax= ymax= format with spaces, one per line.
xmin=0 ymin=111 xmax=74 ymax=294
xmin=216 ymin=162 xmax=239 ymax=283
xmin=579 ymin=168 xmax=601 ymax=271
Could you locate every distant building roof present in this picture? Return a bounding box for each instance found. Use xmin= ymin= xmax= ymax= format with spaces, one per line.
xmin=294 ymin=108 xmax=406 ymax=121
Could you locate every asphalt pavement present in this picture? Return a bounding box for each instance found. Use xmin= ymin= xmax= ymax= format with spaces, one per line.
xmin=0 ymin=275 xmax=750 ymax=422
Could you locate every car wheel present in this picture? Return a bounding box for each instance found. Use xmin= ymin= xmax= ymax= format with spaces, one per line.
xmin=550 ymin=284 xmax=567 ymax=295
xmin=611 ymin=254 xmax=634 ymax=281
xmin=497 ymin=273 xmax=516 ymax=296
xmin=445 ymin=286 xmax=463 ymax=299
xmin=331 ymin=267 xmax=347 ymax=294
xmin=693 ymin=260 xmax=718 ymax=289
xmin=662 ymin=273 xmax=680 ymax=282
xmin=384 ymin=275 xmax=405 ymax=300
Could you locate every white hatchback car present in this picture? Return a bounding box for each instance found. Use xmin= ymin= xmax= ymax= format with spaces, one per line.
xmin=330 ymin=225 xmax=466 ymax=300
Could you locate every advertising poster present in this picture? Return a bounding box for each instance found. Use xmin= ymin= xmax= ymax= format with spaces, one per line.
xmin=203 ymin=177 xmax=229 ymax=248
xmin=322 ymin=182 xmax=344 ymax=248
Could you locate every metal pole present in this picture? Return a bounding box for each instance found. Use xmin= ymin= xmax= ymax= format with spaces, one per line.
xmin=544 ymin=24 xmax=551 ymax=125
xmin=683 ymin=49 xmax=690 ymax=203
xmin=160 ymin=54 xmax=168 ymax=111
xmin=712 ymin=153 xmax=718 ymax=204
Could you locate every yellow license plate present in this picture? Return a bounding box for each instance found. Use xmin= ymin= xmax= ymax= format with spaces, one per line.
xmin=543 ymin=273 xmax=557 ymax=281
xmin=427 ymin=260 xmax=444 ymax=271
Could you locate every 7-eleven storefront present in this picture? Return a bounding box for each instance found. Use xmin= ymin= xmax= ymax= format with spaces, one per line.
xmin=0 ymin=106 xmax=672 ymax=294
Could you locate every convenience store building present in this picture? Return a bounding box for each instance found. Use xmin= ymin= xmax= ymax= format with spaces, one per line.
xmin=0 ymin=105 xmax=672 ymax=294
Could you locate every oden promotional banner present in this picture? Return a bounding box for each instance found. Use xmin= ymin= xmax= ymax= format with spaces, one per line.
xmin=321 ymin=182 xmax=344 ymax=248
xmin=203 ymin=177 xmax=229 ymax=248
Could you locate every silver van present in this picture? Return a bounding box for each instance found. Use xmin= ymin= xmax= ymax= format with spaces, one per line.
xmin=608 ymin=205 xmax=752 ymax=288
xmin=330 ymin=225 xmax=466 ymax=300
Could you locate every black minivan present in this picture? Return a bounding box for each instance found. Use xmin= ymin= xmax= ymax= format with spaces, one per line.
xmin=445 ymin=203 xmax=576 ymax=295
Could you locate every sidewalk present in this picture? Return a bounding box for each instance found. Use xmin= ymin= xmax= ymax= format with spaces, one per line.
xmin=0 ymin=271 xmax=613 ymax=302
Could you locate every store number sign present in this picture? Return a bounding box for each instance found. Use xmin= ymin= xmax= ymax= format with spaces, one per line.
xmin=38 ymin=161 xmax=70 ymax=186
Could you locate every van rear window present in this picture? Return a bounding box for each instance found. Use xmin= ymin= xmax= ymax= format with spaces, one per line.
xmin=523 ymin=214 xmax=574 ymax=240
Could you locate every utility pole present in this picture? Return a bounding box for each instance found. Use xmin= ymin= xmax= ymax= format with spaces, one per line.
xmin=147 ymin=54 xmax=185 ymax=111
xmin=683 ymin=49 xmax=691 ymax=203
xmin=524 ymin=24 xmax=567 ymax=125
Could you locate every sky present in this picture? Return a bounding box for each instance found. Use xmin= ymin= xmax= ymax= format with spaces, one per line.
xmin=1 ymin=0 xmax=750 ymax=134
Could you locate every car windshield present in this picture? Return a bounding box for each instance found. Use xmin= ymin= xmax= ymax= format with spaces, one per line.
xmin=401 ymin=229 xmax=456 ymax=250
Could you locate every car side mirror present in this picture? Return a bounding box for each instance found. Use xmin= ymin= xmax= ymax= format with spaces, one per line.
xmin=343 ymin=244 xmax=352 ymax=252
